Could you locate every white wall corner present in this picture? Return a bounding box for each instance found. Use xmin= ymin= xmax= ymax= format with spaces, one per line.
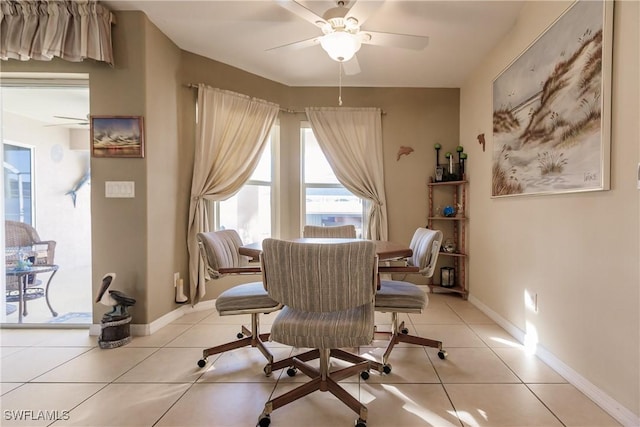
xmin=468 ymin=294 xmax=639 ymax=427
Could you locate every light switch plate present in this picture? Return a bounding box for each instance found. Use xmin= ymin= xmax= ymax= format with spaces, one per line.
xmin=105 ymin=181 xmax=135 ymax=198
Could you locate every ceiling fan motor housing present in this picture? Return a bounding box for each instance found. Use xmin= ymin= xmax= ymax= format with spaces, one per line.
xmin=322 ymin=4 xmax=360 ymax=34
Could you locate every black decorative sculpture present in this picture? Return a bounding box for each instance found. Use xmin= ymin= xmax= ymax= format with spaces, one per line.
xmin=96 ymin=273 xmax=136 ymax=320
xmin=96 ymin=273 xmax=136 ymax=349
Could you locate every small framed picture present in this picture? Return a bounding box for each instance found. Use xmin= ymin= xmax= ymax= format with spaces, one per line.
xmin=435 ymin=166 xmax=444 ymax=182
xmin=91 ymin=116 xmax=144 ymax=158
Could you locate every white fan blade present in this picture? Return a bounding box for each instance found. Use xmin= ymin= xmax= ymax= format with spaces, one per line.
xmin=344 ymin=0 xmax=384 ymax=27
xmin=266 ymin=36 xmax=321 ymax=52
xmin=54 ymin=115 xmax=88 ymax=121
xmin=342 ymin=55 xmax=361 ymax=75
xmin=362 ymin=31 xmax=429 ymax=50
xmin=275 ymin=0 xmax=327 ymax=29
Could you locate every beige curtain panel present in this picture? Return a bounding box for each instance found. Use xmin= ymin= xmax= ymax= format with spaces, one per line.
xmin=0 ymin=0 xmax=114 ymax=65
xmin=305 ymin=107 xmax=389 ymax=241
xmin=188 ymin=84 xmax=279 ymax=304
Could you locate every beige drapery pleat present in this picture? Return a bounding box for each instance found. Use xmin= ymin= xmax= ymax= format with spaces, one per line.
xmin=187 ymin=84 xmax=279 ymax=304
xmin=0 ymin=0 xmax=114 ymax=65
xmin=305 ymin=107 xmax=388 ymax=241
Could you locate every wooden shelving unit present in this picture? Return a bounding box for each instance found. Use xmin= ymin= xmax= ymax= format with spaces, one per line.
xmin=427 ymin=177 xmax=468 ymax=299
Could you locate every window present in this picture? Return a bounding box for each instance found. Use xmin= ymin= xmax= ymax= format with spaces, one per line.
xmin=215 ymin=136 xmax=273 ymax=244
xmin=3 ymin=143 xmax=34 ymax=225
xmin=214 ymin=123 xmax=365 ymax=241
xmin=301 ymin=126 xmax=365 ymax=237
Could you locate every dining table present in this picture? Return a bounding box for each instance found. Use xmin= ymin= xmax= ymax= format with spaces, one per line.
xmin=239 ymin=238 xmax=413 ymax=262
xmin=5 ymin=264 xmax=59 ymax=323
xmin=239 ymin=238 xmax=414 ymax=289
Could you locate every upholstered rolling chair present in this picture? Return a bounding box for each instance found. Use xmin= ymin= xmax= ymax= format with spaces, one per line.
xmin=257 ymin=239 xmax=379 ymax=427
xmin=196 ymin=230 xmax=281 ymax=371
xmin=375 ymin=227 xmax=446 ymax=371
xmin=302 ymin=224 xmax=357 ymax=238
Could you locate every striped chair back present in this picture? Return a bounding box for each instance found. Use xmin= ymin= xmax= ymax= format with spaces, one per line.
xmin=197 ymin=230 xmax=250 ymax=279
xmin=261 ymin=239 xmax=377 ymax=313
xmin=408 ymin=228 xmax=443 ymax=277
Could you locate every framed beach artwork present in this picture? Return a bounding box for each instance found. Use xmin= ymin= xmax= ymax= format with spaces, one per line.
xmin=91 ymin=116 xmax=144 ymax=158
xmin=492 ymin=0 xmax=613 ymax=197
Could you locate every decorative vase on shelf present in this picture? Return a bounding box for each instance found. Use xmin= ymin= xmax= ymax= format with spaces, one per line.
xmin=442 ymin=239 xmax=457 ymax=253
xmin=434 ymin=143 xmax=444 ymax=182
xmin=442 ymin=205 xmax=456 ymax=217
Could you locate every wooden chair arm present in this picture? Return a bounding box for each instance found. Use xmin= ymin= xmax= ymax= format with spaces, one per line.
xmin=218 ymin=266 xmax=262 ymax=274
xmin=377 ymin=266 xmax=420 ymax=273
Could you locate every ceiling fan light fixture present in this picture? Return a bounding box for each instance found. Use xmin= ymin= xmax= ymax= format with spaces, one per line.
xmin=320 ymin=31 xmax=361 ymax=62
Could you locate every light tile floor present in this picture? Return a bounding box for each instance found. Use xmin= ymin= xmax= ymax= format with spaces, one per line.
xmin=0 ymin=293 xmax=621 ymax=427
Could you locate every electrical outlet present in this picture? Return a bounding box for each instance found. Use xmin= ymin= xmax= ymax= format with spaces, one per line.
xmin=174 ymin=272 xmax=180 ymax=287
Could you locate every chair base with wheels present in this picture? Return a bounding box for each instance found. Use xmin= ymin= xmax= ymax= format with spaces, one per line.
xmin=373 ymin=228 xmax=446 ymax=370
xmin=374 ymin=280 xmax=447 ymax=371
xmin=268 ymin=345 xmax=390 ymax=378
xmin=257 ymin=349 xmax=370 ymax=427
xmin=196 ymin=282 xmax=280 ymax=370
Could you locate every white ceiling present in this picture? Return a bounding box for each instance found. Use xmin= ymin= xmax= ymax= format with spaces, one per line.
xmin=2 ymin=85 xmax=90 ymax=129
xmin=1 ymin=1 xmax=524 ymax=128
xmin=103 ymin=0 xmax=524 ymax=88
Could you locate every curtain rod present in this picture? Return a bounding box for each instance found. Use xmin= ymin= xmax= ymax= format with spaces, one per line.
xmin=185 ymin=84 xmax=385 ymax=114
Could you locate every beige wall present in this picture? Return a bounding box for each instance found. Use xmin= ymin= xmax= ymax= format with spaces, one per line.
xmin=2 ymin=4 xmax=637 ymax=420
xmin=143 ymin=18 xmax=183 ymax=323
xmin=460 ymin=0 xmax=639 ymax=419
xmin=89 ymin=12 xmax=148 ymax=324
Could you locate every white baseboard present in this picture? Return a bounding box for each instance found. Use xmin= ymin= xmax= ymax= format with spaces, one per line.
xmin=468 ymin=294 xmax=640 ymax=427
xmin=89 ymin=300 xmax=218 ymax=337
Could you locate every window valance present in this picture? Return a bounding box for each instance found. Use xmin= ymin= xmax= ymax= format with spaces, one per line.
xmin=0 ymin=0 xmax=115 ymax=65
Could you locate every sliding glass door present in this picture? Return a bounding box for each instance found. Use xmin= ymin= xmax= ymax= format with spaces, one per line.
xmin=1 ymin=74 xmax=92 ymax=325
xmin=4 ymin=143 xmax=34 ymax=225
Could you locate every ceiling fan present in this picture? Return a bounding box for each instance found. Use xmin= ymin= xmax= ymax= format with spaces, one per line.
xmin=270 ymin=0 xmax=429 ymax=75
xmin=45 ymin=115 xmax=90 ymax=127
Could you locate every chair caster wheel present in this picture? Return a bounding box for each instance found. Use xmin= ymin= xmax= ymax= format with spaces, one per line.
xmin=382 ymin=364 xmax=392 ymax=374
xmin=257 ymin=414 xmax=271 ymax=427
xmin=355 ymin=418 xmax=366 ymax=427
xmin=263 ymin=365 xmax=272 ymax=377
xmin=360 ymin=371 xmax=370 ymax=380
xmin=286 ymin=367 xmax=297 ymax=377
xmin=197 ymin=358 xmax=207 ymax=368
xmin=237 ymin=332 xmax=244 ymax=339
xmin=400 ymin=328 xmax=409 ymax=334
xmin=438 ymin=349 xmax=448 ymax=360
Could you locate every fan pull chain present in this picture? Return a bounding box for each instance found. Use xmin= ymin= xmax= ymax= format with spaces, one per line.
xmin=338 ymin=62 xmax=343 ymax=106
